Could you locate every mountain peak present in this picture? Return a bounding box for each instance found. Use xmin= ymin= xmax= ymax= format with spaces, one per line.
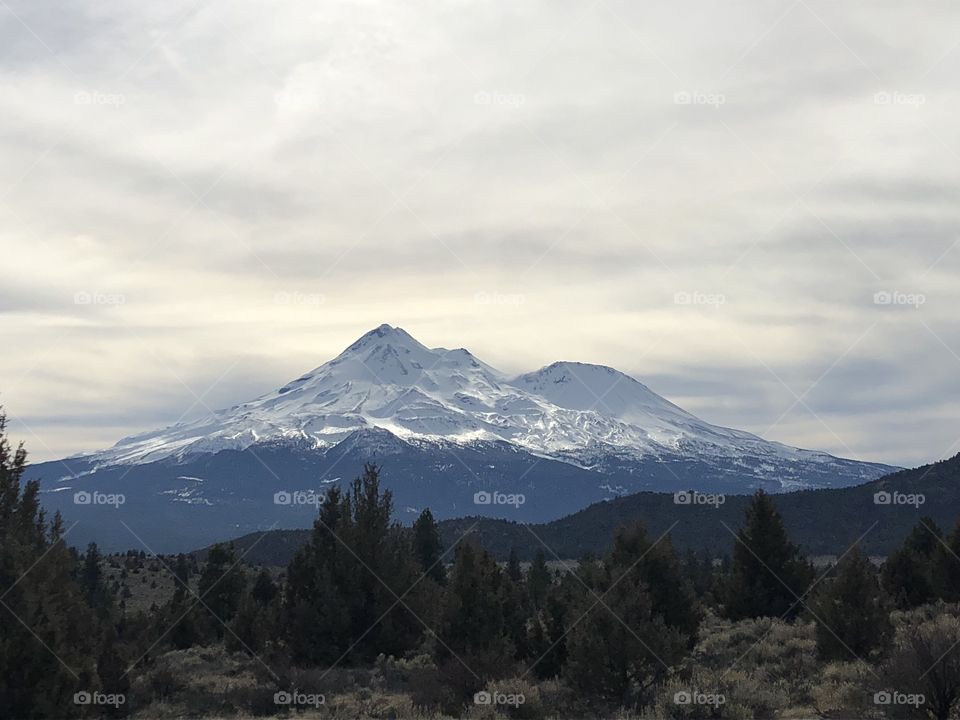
xmin=519 ymin=361 xmax=634 ymax=391
xmin=540 ymin=360 xmax=619 ymax=375
xmin=372 ymin=323 xmax=403 ymax=336
xmin=76 ymin=325 xmax=895 ymax=501
xmin=357 ymin=323 xmax=417 ymax=343
xmin=339 ymin=324 xmax=427 ymax=356
xmin=514 ymin=361 xmax=692 ymax=420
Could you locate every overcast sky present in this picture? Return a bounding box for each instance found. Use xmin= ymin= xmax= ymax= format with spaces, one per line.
xmin=1 ymin=0 xmax=958 ymax=467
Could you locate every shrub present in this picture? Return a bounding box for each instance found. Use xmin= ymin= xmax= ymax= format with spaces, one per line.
xmin=472 ymin=677 xmax=543 ymax=719
xmin=809 ymin=661 xmax=877 ymax=719
xmin=650 ymin=667 xmax=789 ymax=719
xmin=882 ymin=605 xmax=960 ymax=720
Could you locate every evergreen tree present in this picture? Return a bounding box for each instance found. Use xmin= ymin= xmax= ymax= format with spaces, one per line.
xmin=96 ymin=627 xmax=130 ymax=718
xmin=528 ymin=549 xmax=551 ymax=609
xmin=437 ymin=542 xmax=516 ymax=694
xmin=227 ymin=568 xmax=281 ymax=653
xmin=811 ymin=545 xmax=891 ymax=660
xmin=227 ymin=590 xmax=268 ymax=653
xmin=526 ymin=581 xmax=572 ymax=679
xmin=80 ymin=542 xmax=114 ymax=618
xmin=882 ymin=518 xmax=942 ymax=609
xmin=251 ymin=568 xmax=278 ymax=607
xmin=195 ymin=544 xmax=246 ymax=639
xmin=682 ymin=548 xmax=717 ymax=599
xmin=564 ymin=523 xmax=693 ymax=706
xmin=608 ymin=523 xmax=699 ymax=637
xmin=284 ymin=465 xmax=427 ymax=664
xmin=0 ymin=410 xmax=102 ymax=718
xmin=172 ymin=553 xmax=191 ymax=586
xmin=164 ymin=554 xmax=199 ymax=650
xmin=507 ymin=547 xmax=523 ymax=583
xmin=166 ymin=606 xmax=198 ymax=650
xmin=936 ymin=521 xmax=960 ymax=602
xmin=284 ymin=487 xmax=351 ymax=664
xmin=502 ymin=556 xmax=529 ymax=659
xmin=440 ymin=543 xmax=513 ymax=656
xmin=723 ymin=490 xmax=814 ymax=620
xmin=412 ymin=508 xmax=446 ymax=584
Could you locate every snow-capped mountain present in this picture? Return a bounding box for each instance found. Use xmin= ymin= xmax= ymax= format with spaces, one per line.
xmin=31 ymin=324 xmax=897 ymax=552
xmin=80 ymin=324 xmax=877 ymax=476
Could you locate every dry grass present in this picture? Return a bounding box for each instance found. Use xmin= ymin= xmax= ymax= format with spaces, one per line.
xmin=124 ymin=608 xmax=954 ymax=719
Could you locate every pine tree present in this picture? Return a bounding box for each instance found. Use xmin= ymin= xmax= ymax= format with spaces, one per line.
xmin=811 ymin=545 xmax=891 ymax=660
xmin=882 ymin=518 xmax=942 ymax=609
xmin=80 ymin=542 xmax=114 ymax=618
xmin=682 ymin=548 xmax=717 ymax=598
xmin=0 ymin=410 xmax=102 ymax=718
xmin=412 ymin=508 xmax=446 ymax=584
xmin=172 ymin=553 xmax=191 ymax=586
xmin=564 ymin=523 xmax=692 ymax=706
xmin=436 ymin=542 xmax=516 ymax=694
xmin=435 ymin=542 xmax=526 ymax=697
xmin=162 ymin=554 xmax=199 ymax=650
xmin=251 ymin=568 xmax=278 ymax=606
xmin=528 ymin=549 xmax=551 ymax=609
xmin=96 ymin=626 xmax=130 ymax=718
xmin=284 ymin=465 xmax=427 ymax=664
xmin=608 ymin=523 xmax=699 ymax=637
xmin=227 ymin=590 xmax=268 ymax=653
xmin=440 ymin=543 xmax=513 ymax=656
xmin=284 ymin=488 xmax=351 ymax=664
xmin=501 ymin=553 xmax=529 ymax=659
xmin=507 ymin=547 xmax=523 ymax=583
xmin=724 ymin=490 xmax=814 ymax=620
xmin=526 ymin=582 xmax=571 ymax=679
xmin=936 ymin=521 xmax=960 ymax=602
xmin=195 ymin=544 xmax=246 ymax=639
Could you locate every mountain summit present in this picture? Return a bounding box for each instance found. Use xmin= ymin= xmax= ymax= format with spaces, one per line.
xmin=83 ymin=325 xmax=870 ymax=475
xmin=33 ymin=325 xmax=898 ymax=552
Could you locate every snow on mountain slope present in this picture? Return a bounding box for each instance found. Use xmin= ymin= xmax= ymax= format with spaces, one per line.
xmin=77 ymin=324 xmax=876 ymax=477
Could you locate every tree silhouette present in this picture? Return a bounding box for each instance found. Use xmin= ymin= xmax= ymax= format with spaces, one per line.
xmin=724 ymin=490 xmax=813 ymax=620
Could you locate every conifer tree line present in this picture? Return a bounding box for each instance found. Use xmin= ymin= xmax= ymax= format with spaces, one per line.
xmin=4 ymin=408 xmax=960 ymax=717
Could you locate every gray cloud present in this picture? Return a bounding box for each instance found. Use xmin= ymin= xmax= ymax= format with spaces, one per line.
xmin=1 ymin=0 xmax=957 ymax=468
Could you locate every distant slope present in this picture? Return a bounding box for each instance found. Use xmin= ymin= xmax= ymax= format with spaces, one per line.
xmin=196 ymin=454 xmax=960 ymax=565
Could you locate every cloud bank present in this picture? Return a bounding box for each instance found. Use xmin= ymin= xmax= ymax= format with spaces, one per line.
xmin=1 ymin=0 xmax=957 ymax=466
